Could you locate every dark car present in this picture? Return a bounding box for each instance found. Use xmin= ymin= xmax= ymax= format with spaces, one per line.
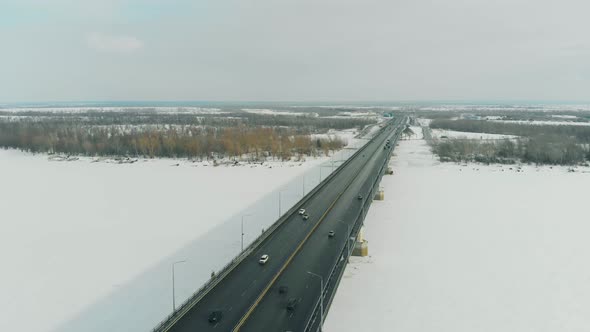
xmin=208 ymin=310 xmax=223 ymax=324
xmin=279 ymin=285 xmax=289 ymax=294
xmin=328 ymin=230 xmax=335 ymax=238
xmin=287 ymin=298 xmax=298 ymax=311
xmin=357 ymin=194 xmax=363 ymax=200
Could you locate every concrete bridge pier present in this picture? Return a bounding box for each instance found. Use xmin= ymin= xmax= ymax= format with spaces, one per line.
xmin=374 ymin=187 xmax=384 ymax=200
xmin=352 ymin=226 xmax=369 ymax=257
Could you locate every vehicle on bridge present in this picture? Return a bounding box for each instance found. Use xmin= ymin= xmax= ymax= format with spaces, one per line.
xmin=286 ymin=298 xmax=298 ymax=311
xmin=208 ymin=310 xmax=223 ymax=324
xmin=302 ymin=213 xmax=309 ymax=220
xmin=298 ymin=208 xmax=306 ymax=215
xmin=259 ymin=254 xmax=269 ymax=265
xmin=278 ymin=285 xmax=289 ymax=294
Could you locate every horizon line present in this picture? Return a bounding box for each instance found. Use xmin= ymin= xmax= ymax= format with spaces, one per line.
xmin=2 ymin=99 xmax=590 ymax=107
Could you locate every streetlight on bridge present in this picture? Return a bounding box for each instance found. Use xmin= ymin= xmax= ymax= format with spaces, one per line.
xmin=307 ymin=271 xmax=325 ymax=332
xmin=241 ymin=214 xmax=253 ymax=251
xmin=172 ymin=260 xmax=187 ymax=311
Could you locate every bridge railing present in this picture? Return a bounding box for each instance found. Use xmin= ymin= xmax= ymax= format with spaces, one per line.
xmin=151 ymin=120 xmax=395 ymax=332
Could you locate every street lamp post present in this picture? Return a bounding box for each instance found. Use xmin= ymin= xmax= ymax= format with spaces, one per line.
xmin=307 ymin=271 xmax=324 ymax=331
xmin=172 ymin=260 xmax=186 ymax=311
xmin=279 ymin=189 xmax=288 ymax=217
xmin=279 ymin=191 xmax=282 ymax=217
xmin=241 ymin=214 xmax=252 ymax=251
xmin=301 ymin=176 xmax=305 ymax=197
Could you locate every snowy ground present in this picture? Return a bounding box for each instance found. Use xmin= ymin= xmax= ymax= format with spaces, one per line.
xmin=490 ymin=119 xmax=590 ymax=126
xmin=416 ymin=118 xmax=432 ymax=126
xmin=326 ymin=128 xmax=590 ymax=332
xmin=0 ymin=106 xmax=225 ymax=114
xmin=414 ymin=104 xmax=590 ymax=112
xmin=241 ymin=108 xmax=318 ymax=117
xmin=312 ymin=128 xmax=362 ymax=146
xmin=0 ymin=128 xmax=371 ymax=332
xmin=431 ymin=128 xmax=517 ymax=140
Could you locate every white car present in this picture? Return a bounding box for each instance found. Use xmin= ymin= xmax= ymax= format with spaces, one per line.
xmin=259 ymin=254 xmax=269 ymax=265
xmin=298 ymin=208 xmax=306 ymax=215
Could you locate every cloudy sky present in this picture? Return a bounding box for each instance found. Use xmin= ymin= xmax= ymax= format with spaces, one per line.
xmin=1 ymin=0 xmax=590 ymax=102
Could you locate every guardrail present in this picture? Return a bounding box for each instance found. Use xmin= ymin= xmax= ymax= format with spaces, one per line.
xmin=151 ymin=119 xmax=395 ymax=332
xmin=303 ymin=118 xmax=405 ymax=332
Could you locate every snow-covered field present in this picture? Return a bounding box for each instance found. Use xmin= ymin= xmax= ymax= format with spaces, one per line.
xmin=414 ymin=104 xmax=590 ymax=112
xmin=0 ymin=106 xmax=225 ymax=114
xmin=490 ymin=119 xmax=590 ymax=126
xmin=0 ymin=127 xmax=370 ymax=332
xmin=431 ymin=128 xmax=518 ymax=140
xmin=311 ymin=128 xmax=361 ymax=146
xmin=326 ymin=129 xmax=590 ymax=331
xmin=416 ymin=118 xmax=432 ymax=126
xmin=241 ymin=108 xmax=318 ymax=117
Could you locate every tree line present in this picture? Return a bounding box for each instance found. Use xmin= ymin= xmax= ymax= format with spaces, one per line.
xmin=1 ymin=110 xmax=375 ymax=131
xmin=0 ymin=122 xmax=346 ymax=160
xmin=431 ymin=137 xmax=588 ymax=165
xmin=429 ymin=119 xmax=590 ymax=165
xmin=430 ymin=119 xmax=590 ymax=142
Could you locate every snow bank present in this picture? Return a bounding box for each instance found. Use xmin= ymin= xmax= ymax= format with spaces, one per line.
xmin=325 ymin=129 xmax=590 ymax=332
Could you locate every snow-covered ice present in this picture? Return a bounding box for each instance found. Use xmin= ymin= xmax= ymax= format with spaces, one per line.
xmin=325 ymin=129 xmax=590 ymax=332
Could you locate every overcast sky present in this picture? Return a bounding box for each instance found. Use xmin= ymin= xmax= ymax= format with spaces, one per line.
xmin=1 ymin=0 xmax=590 ymax=102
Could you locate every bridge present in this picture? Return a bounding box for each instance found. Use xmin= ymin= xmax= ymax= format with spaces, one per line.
xmin=152 ymin=116 xmax=407 ymax=332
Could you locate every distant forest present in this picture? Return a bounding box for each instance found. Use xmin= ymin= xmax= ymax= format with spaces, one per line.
xmin=0 ymin=110 xmax=374 ymax=129
xmin=429 ymin=119 xmax=590 ymax=165
xmin=0 ymin=111 xmax=375 ymax=160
